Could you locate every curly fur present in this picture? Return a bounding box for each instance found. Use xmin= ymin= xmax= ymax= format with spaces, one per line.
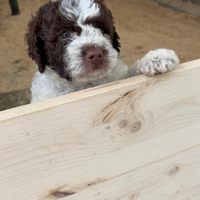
xmin=26 ymin=0 xmax=180 ymax=103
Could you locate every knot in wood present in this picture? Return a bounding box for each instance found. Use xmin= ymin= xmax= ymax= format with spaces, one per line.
xmin=50 ymin=190 xmax=75 ymax=198
xmin=130 ymin=121 xmax=142 ymax=133
xmin=119 ymin=119 xmax=129 ymax=128
xmin=169 ymin=166 xmax=179 ymax=176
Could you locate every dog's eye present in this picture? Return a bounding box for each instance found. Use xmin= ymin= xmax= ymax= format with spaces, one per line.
xmin=62 ymin=32 xmax=70 ymax=38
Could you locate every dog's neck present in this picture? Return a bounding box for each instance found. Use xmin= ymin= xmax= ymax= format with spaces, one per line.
xmin=40 ymin=59 xmax=128 ymax=93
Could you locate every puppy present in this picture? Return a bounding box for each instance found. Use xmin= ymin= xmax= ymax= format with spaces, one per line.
xmin=26 ymin=0 xmax=180 ymax=103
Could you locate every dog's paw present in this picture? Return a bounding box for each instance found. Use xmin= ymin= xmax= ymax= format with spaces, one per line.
xmin=138 ymin=49 xmax=180 ymax=76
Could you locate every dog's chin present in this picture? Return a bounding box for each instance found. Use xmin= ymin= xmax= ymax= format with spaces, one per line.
xmin=88 ymin=68 xmax=101 ymax=74
xmin=72 ymin=68 xmax=108 ymax=84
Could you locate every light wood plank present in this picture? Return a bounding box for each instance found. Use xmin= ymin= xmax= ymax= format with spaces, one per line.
xmin=0 ymin=59 xmax=200 ymax=200
xmin=64 ymin=145 xmax=200 ymax=200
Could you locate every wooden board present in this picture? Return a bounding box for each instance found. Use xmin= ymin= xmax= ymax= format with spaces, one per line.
xmin=0 ymin=59 xmax=200 ymax=200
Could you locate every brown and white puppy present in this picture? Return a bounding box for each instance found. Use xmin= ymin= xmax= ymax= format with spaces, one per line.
xmin=26 ymin=0 xmax=180 ymax=103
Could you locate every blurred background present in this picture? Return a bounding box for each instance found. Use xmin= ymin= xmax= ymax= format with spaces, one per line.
xmin=0 ymin=0 xmax=199 ymax=111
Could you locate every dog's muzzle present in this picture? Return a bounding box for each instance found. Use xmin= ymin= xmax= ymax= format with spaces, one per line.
xmin=83 ymin=46 xmax=107 ymax=73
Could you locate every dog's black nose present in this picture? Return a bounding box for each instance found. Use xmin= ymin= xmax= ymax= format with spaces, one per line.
xmin=86 ymin=49 xmax=103 ymax=64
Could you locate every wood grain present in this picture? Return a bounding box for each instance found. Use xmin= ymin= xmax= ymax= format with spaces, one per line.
xmin=0 ymin=59 xmax=200 ymax=200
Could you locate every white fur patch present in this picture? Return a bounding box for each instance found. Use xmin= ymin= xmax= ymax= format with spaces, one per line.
xmin=64 ymin=25 xmax=118 ymax=83
xmin=52 ymin=0 xmax=100 ymax=24
xmin=31 ymin=60 xmax=129 ymax=103
xmin=137 ymin=49 xmax=180 ymax=76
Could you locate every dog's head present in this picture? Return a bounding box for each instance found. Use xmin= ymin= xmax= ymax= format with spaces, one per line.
xmin=26 ymin=0 xmax=120 ymax=83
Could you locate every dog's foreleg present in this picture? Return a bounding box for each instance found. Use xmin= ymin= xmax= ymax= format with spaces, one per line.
xmin=128 ymin=48 xmax=180 ymax=77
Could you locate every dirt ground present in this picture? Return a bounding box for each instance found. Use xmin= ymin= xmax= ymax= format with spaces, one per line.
xmin=0 ymin=0 xmax=199 ymax=110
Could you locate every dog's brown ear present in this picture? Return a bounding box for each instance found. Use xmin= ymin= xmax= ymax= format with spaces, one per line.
xmin=112 ymin=26 xmax=121 ymax=53
xmin=25 ymin=8 xmax=47 ymax=73
xmin=95 ymin=0 xmax=121 ymax=53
